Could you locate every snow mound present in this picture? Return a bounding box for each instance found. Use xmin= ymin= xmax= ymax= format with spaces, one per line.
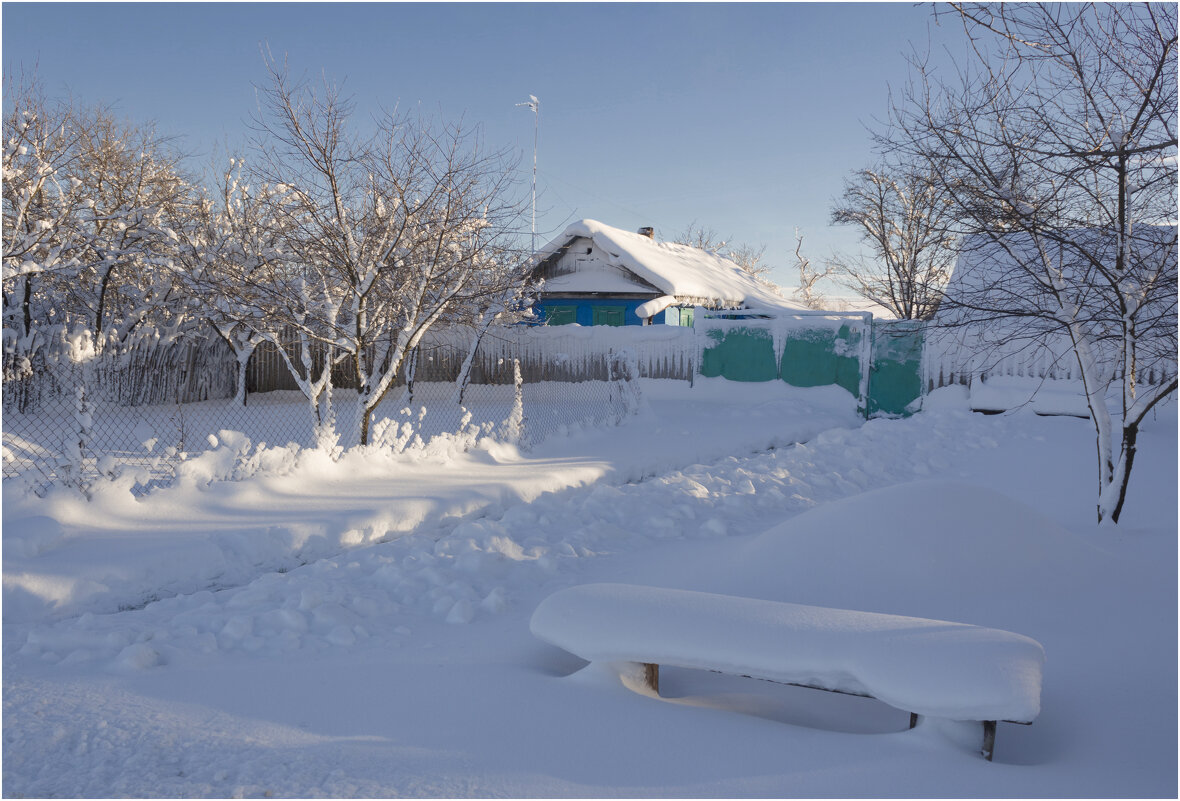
xmin=3 ymin=515 xmax=66 ymax=558
xmin=919 ymin=384 xmax=970 ymax=411
xmin=698 ymin=480 xmax=1097 ymax=631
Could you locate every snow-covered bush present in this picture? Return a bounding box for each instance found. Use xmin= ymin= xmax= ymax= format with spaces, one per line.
xmin=609 ymin=348 xmax=645 ymax=423
xmin=501 ymin=359 xmax=526 ymax=449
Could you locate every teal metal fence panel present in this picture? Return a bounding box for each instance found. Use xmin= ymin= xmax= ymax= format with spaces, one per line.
xmin=779 ymin=323 xmax=863 ymax=399
xmin=696 ymin=313 xmax=926 ymax=419
xmin=867 ymin=320 xmax=924 ymax=417
xmin=698 ymin=327 xmax=779 ymax=382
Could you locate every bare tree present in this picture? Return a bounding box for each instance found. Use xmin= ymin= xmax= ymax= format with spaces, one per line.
xmin=673 ymin=220 xmax=773 ymax=279
xmin=827 ymin=164 xmax=956 ymax=320
xmin=726 ymin=241 xmax=772 ymax=279
xmin=246 ymin=58 xmax=529 ymax=445
xmin=451 ymin=269 xmax=539 ymax=406
xmin=673 ymin=220 xmax=727 ymax=253
xmin=790 ymin=228 xmax=831 ymax=310
xmin=886 ymin=2 xmax=1177 ymax=523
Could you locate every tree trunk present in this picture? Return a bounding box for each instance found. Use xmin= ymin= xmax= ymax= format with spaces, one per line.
xmin=235 ymin=352 xmax=250 ymax=408
xmin=1106 ymin=424 xmax=1138 ymax=525
xmin=454 ymin=317 xmax=494 ymax=406
xmin=95 ymin=263 xmax=115 ymax=343
xmin=405 ymin=347 xmax=419 ymax=406
xmin=21 ymin=275 xmax=33 ymax=343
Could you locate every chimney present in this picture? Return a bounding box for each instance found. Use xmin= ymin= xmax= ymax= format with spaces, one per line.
xmin=637 ymin=226 xmax=655 ymax=239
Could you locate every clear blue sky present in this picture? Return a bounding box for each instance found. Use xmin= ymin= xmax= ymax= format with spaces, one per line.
xmin=3 ymin=2 xmax=968 ymax=290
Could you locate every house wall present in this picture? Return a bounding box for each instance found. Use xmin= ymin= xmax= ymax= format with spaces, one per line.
xmin=534 ymin=297 xmax=665 ymax=327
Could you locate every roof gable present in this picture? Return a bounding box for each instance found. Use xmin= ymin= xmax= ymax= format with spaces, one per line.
xmin=535 ymin=235 xmax=661 ymax=295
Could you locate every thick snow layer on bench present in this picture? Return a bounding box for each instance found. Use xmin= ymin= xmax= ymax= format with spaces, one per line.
xmin=530 ymin=583 xmax=1044 ymax=723
xmin=969 ymin=376 xmax=1092 ymax=417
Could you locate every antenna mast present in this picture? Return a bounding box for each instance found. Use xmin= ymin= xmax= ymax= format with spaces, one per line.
xmin=516 ymin=95 xmax=539 ymax=255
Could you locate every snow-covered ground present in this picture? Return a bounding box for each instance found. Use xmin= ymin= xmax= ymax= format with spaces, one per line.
xmin=3 ymin=378 xmax=1176 ymax=797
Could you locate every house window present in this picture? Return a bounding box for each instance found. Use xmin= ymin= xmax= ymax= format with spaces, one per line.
xmin=545 ymin=305 xmax=577 ymax=326
xmin=592 ymin=306 xmax=625 ymax=326
xmin=680 ymin=307 xmax=694 ymax=327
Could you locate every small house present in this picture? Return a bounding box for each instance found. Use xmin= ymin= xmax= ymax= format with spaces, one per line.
xmin=529 ymin=219 xmax=797 ymax=326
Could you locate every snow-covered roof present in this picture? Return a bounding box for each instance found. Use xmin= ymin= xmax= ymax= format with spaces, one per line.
xmin=536 ymin=219 xmax=800 ymax=310
xmin=938 ymin=225 xmax=1178 ymax=325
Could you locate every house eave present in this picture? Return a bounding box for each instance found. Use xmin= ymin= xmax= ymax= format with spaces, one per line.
xmin=538 ymin=291 xmax=662 ymax=300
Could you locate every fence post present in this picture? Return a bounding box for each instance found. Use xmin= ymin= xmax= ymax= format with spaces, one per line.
xmin=858 ymin=314 xmax=873 ymax=419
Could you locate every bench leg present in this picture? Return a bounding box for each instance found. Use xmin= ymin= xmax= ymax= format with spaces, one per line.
xmin=643 ymin=663 xmax=660 ymax=696
xmin=908 ymin=712 xmax=919 ymax=729
xmin=981 ymin=720 xmax=997 ymax=761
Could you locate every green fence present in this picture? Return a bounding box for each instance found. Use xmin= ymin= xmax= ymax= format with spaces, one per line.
xmin=866 ymin=320 xmax=924 ymax=416
xmin=779 ymin=322 xmax=865 ymax=400
xmin=698 ymin=327 xmax=779 ymax=383
xmin=697 ymin=314 xmax=924 ymax=418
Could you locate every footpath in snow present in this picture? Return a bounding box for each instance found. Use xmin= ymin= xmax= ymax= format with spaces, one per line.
xmin=2 ymin=379 xmax=856 ymax=628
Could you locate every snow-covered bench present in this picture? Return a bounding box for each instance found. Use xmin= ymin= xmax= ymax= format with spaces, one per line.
xmin=530 ymin=583 xmax=1044 ymax=760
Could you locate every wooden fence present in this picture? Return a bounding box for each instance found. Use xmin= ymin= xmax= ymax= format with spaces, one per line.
xmin=3 ymin=335 xmax=238 ymax=414
xmin=245 ymin=325 xmax=697 ymax=393
xmin=922 ymin=327 xmax=1176 ymax=392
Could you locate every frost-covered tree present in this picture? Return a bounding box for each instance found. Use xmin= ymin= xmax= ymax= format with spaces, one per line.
xmin=452 ymin=268 xmax=540 ymax=405
xmin=3 ymin=85 xmax=197 ymax=368
xmin=673 ymin=221 xmax=773 ymax=279
xmin=673 ymin=221 xmax=726 ymax=253
xmin=2 ymin=81 xmax=89 ymax=363
xmin=175 ymin=159 xmax=290 ymax=406
xmin=790 ymin=228 xmax=831 ymax=310
xmin=67 ymin=107 xmax=194 ymax=348
xmin=886 ymin=2 xmax=1178 ymax=523
xmin=827 ymin=164 xmax=956 ymax=320
xmin=246 ymin=59 xmax=529 ymax=445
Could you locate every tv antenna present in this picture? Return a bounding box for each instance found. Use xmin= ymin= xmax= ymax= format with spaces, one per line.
xmin=516 ymin=95 xmax=539 ymax=255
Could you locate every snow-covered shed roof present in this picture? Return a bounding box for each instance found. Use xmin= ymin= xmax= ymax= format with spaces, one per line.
xmin=534 ymin=219 xmax=799 ymax=310
xmin=936 ymin=225 xmax=1178 ymax=326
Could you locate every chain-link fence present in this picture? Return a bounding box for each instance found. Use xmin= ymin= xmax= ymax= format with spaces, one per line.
xmin=2 ymin=334 xmax=646 ymax=498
